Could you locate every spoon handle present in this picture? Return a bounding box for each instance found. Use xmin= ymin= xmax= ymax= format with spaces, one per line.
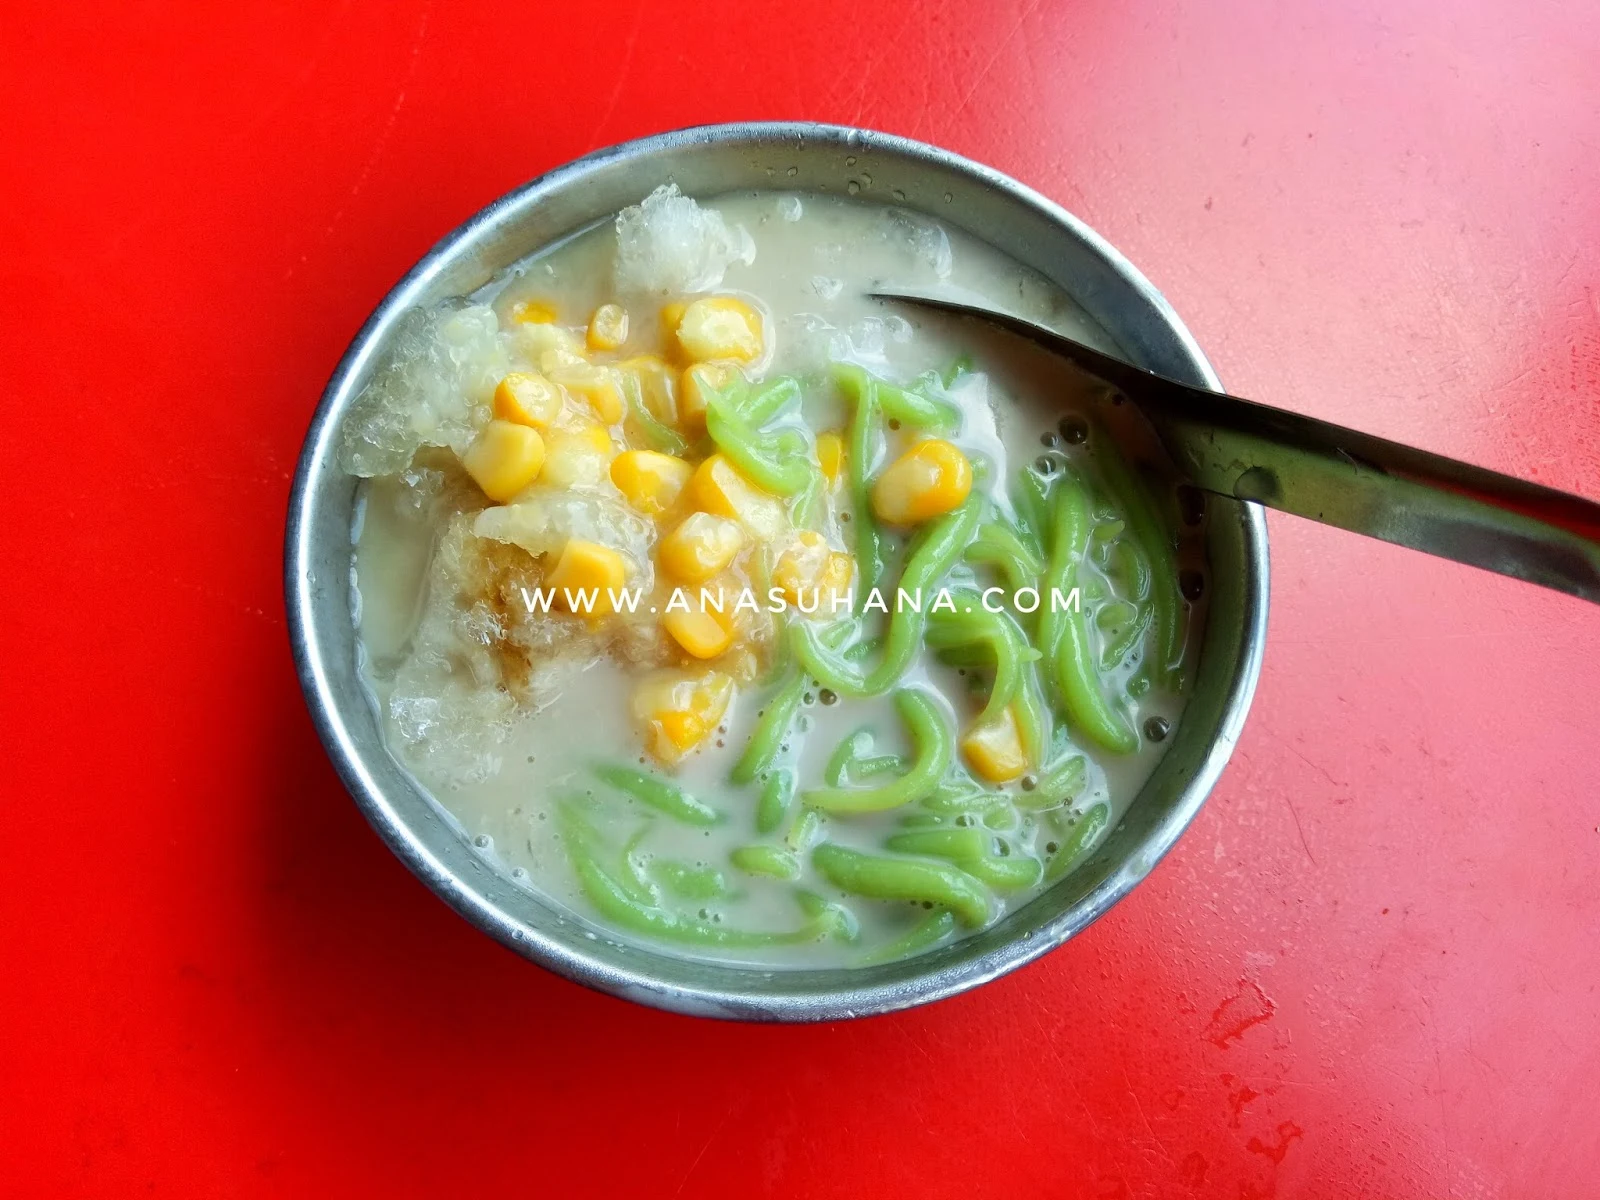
xmin=875 ymin=292 xmax=1600 ymax=606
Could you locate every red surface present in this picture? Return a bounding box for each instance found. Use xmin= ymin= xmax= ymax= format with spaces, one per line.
xmin=4 ymin=2 xmax=1598 ymax=1196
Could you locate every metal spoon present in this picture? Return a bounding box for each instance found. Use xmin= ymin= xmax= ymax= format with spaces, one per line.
xmin=874 ymin=291 xmax=1600 ymax=605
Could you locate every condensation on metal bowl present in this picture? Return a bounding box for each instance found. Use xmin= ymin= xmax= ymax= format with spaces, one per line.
xmin=285 ymin=123 xmax=1269 ymax=1021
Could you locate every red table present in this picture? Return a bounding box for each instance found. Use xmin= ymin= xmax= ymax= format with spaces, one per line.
xmin=5 ymin=2 xmax=1598 ymax=1195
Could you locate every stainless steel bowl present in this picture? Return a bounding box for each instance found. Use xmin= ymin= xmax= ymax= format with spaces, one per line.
xmin=285 ymin=122 xmax=1269 ymax=1021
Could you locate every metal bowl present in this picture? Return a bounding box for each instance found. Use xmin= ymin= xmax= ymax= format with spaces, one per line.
xmin=285 ymin=122 xmax=1269 ymax=1021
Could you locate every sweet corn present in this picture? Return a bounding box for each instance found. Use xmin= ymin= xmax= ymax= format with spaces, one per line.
xmin=659 ymin=512 xmax=744 ymax=583
xmin=633 ymin=670 xmax=733 ymax=763
xmin=619 ymin=355 xmax=678 ymax=423
xmin=871 ymin=438 xmax=974 ymax=525
xmin=721 ymin=646 xmax=764 ymax=685
xmin=689 ymin=453 xmax=785 ymax=541
xmin=659 ymin=301 xmax=688 ymax=340
xmin=460 ymin=419 xmax=545 ymax=502
xmin=540 ymin=345 xmax=588 ymax=374
xmin=772 ymin=531 xmax=853 ymax=612
xmin=679 ymin=361 xmax=743 ymax=429
xmin=962 ymin=705 xmax=1029 ymax=783
xmin=492 ymin=372 xmax=563 ymax=429
xmin=510 ymin=299 xmax=558 ymax=325
xmin=587 ymin=303 xmax=629 ymax=352
xmin=548 ymin=363 xmax=625 ymax=424
xmin=675 ymin=296 xmax=764 ymax=363
xmin=610 ymin=450 xmax=693 ymax=516
xmin=654 ymin=711 xmax=702 ymax=758
xmin=515 ymin=322 xmax=585 ymax=368
xmin=542 ymin=420 xmax=614 ymax=488
xmin=545 ymin=539 xmax=627 ymax=618
xmin=662 ymin=602 xmax=736 ymax=659
xmin=815 ymin=431 xmax=845 ymax=486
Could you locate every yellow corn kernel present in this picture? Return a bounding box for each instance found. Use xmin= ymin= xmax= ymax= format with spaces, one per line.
xmin=510 ymin=299 xmax=558 ymax=324
xmin=871 ymin=438 xmax=974 ymax=526
xmin=815 ymin=431 xmax=845 ymax=486
xmin=659 ymin=512 xmax=744 ymax=583
xmin=541 ymin=420 xmax=614 ymax=488
xmin=619 ymin=354 xmax=678 ymax=423
xmin=962 ymin=706 xmax=1029 ymax=783
xmin=662 ymin=602 xmax=736 ymax=660
xmin=570 ymin=419 xmax=614 ymax=454
xmin=772 ymin=531 xmax=853 ymax=612
xmin=659 ymin=301 xmax=688 ymax=340
xmin=633 ymin=670 xmax=733 ymax=763
xmin=587 ymin=303 xmax=630 ymax=352
xmin=722 ymin=645 xmax=763 ymax=685
xmin=539 ymin=345 xmax=588 ymax=374
xmin=679 ymin=361 xmax=743 ymax=429
xmin=515 ymin=322 xmax=585 ymax=367
xmin=654 ymin=710 xmax=704 ymax=757
xmin=460 ymin=419 xmax=545 ymax=502
xmin=675 ymin=296 xmax=764 ymax=363
xmin=545 ymin=539 xmax=627 ymax=618
xmin=610 ymin=450 xmax=693 ymax=516
xmin=492 ymin=372 xmax=563 ymax=429
xmin=548 ymin=363 xmax=624 ymax=424
xmin=689 ymin=453 xmax=785 ymax=541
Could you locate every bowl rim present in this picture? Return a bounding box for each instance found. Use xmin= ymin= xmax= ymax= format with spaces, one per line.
xmin=285 ymin=121 xmax=1269 ymax=1020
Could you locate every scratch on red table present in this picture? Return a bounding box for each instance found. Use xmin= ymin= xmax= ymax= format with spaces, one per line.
xmin=889 ymin=1017 xmax=936 ymax=1064
xmin=321 ymin=0 xmax=433 ymax=244
xmin=1286 ymin=743 xmax=1345 ymax=790
xmin=588 ymin=2 xmax=643 ymax=145
xmin=238 ymin=0 xmax=356 ymax=144
xmin=1031 ymin=1005 xmax=1111 ymax=1139
xmin=844 ymin=5 xmax=921 ymax=125
xmin=1281 ymin=793 xmax=1318 ymax=866
xmin=1121 ymin=1060 xmax=1178 ymax=1168
xmin=946 ymin=0 xmax=1043 ymax=121
xmin=671 ymin=1105 xmax=736 ymax=1199
xmin=903 ymin=0 xmax=951 ymax=140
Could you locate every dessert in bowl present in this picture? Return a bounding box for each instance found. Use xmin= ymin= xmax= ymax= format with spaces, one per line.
xmin=286 ymin=124 xmax=1267 ymax=1019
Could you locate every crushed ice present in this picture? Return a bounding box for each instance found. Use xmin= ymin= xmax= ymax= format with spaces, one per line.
xmin=612 ymin=184 xmax=755 ymax=295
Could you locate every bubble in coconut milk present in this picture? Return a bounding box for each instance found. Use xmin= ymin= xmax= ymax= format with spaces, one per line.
xmin=1059 ymin=415 xmax=1089 ymax=444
